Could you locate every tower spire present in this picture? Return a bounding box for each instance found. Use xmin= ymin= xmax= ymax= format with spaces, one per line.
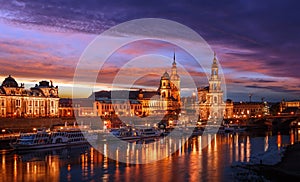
xmin=173 ymin=50 xmax=176 ymax=65
xmin=213 ymin=51 xmax=217 ymax=64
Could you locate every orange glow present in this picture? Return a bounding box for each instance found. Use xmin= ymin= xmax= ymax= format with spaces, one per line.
xmin=246 ymin=136 xmax=251 ymax=162
xmin=13 ymin=155 xmax=17 ymax=179
xmin=290 ymin=131 xmax=295 ymax=145
xmin=277 ymin=132 xmax=282 ymax=148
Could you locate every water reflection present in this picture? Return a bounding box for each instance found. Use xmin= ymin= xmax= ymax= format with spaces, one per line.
xmin=0 ymin=129 xmax=299 ymax=182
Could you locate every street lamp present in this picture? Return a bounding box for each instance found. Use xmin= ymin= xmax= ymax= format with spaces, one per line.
xmin=1 ymin=129 xmax=5 ymax=138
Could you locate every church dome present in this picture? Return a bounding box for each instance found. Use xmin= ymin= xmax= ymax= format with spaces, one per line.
xmin=170 ymin=74 xmax=180 ymax=80
xmin=2 ymin=75 xmax=18 ymax=87
xmin=161 ymin=71 xmax=170 ymax=79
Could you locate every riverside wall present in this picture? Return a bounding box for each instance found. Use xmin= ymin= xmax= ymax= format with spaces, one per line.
xmin=0 ymin=117 xmax=103 ymax=132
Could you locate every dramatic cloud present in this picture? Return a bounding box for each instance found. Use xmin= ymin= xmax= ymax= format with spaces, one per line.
xmin=0 ymin=0 xmax=299 ymax=101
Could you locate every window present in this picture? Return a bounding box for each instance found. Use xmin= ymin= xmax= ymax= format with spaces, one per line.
xmin=214 ymin=96 xmax=217 ymax=103
xmin=213 ymin=83 xmax=217 ymax=90
xmin=16 ymin=100 xmax=21 ymax=107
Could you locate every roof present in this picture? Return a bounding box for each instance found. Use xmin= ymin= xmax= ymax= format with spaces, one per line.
xmin=142 ymin=91 xmax=160 ymax=99
xmin=161 ymin=71 xmax=170 ymax=80
xmin=233 ymin=102 xmax=265 ymax=105
xmin=91 ymin=90 xmax=159 ymax=100
xmin=2 ymin=75 xmax=18 ymax=87
xmin=72 ymin=98 xmax=94 ymax=107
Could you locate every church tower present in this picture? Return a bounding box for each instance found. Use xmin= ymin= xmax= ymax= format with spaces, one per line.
xmin=199 ymin=53 xmax=225 ymax=122
xmin=209 ymin=52 xmax=222 ymax=94
xmin=170 ymin=52 xmax=180 ymax=101
xmin=207 ymin=53 xmax=225 ymax=121
xmin=159 ymin=72 xmax=171 ymax=98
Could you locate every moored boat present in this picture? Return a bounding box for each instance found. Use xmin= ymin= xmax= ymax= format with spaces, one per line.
xmin=10 ymin=128 xmax=89 ymax=151
xmin=139 ymin=127 xmax=162 ymax=138
xmin=224 ymin=125 xmax=247 ymax=133
xmin=105 ymin=127 xmax=141 ymax=142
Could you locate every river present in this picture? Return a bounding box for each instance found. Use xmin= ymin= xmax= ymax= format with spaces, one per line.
xmin=1 ymin=129 xmax=299 ymax=182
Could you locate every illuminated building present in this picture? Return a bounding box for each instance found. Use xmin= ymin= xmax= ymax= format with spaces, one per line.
xmin=93 ymin=91 xmax=143 ymax=116
xmin=93 ymin=54 xmax=181 ymax=117
xmin=169 ymin=52 xmax=180 ymax=102
xmin=59 ymin=98 xmax=75 ymax=117
xmin=198 ymin=54 xmax=228 ymax=121
xmin=0 ymin=75 xmax=59 ymax=117
xmin=59 ymin=54 xmax=181 ymax=119
xmin=233 ymin=102 xmax=269 ymax=118
xmin=280 ymin=100 xmax=300 ymax=114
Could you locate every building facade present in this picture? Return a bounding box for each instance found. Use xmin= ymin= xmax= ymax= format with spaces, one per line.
xmin=0 ymin=75 xmax=59 ymax=117
xmin=170 ymin=52 xmax=181 ymax=102
xmin=92 ymin=54 xmax=181 ymax=117
xmin=198 ymin=54 xmax=229 ymax=122
xmin=233 ymin=102 xmax=269 ymax=118
xmin=279 ymin=100 xmax=300 ymax=114
xmin=60 ymin=54 xmax=181 ymax=119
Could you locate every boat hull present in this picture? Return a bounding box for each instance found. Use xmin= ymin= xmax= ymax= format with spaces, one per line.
xmin=10 ymin=141 xmax=89 ymax=151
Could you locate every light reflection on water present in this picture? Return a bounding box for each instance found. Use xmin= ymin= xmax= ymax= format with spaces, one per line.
xmin=0 ymin=129 xmax=299 ymax=182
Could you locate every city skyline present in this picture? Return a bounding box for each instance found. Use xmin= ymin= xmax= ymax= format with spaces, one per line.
xmin=0 ymin=1 xmax=299 ymax=102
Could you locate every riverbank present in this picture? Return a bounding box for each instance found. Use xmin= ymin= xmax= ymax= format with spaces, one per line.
xmin=258 ymin=142 xmax=300 ymax=181
xmin=0 ymin=117 xmax=103 ymax=132
xmin=234 ymin=142 xmax=300 ymax=181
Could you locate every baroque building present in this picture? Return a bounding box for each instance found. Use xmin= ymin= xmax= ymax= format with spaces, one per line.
xmin=0 ymin=75 xmax=59 ymax=117
xmin=198 ymin=53 xmax=231 ymax=122
xmin=88 ymin=54 xmax=181 ymax=118
xmin=170 ymin=53 xmax=181 ymax=102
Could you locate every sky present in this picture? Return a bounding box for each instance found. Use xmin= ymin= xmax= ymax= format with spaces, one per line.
xmin=0 ymin=0 xmax=299 ymax=102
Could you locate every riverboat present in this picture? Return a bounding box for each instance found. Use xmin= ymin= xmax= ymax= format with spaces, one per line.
xmin=224 ymin=125 xmax=247 ymax=133
xmin=10 ymin=128 xmax=89 ymax=150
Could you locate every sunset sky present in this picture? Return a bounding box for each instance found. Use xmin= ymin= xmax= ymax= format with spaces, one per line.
xmin=0 ymin=0 xmax=299 ymax=102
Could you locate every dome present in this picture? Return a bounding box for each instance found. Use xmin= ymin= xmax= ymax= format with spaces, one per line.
xmin=2 ymin=75 xmax=18 ymax=87
xmin=161 ymin=71 xmax=170 ymax=79
xmin=170 ymin=74 xmax=180 ymax=80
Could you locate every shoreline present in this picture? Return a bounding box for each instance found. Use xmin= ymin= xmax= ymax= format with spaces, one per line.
xmin=236 ymin=142 xmax=300 ymax=181
xmin=258 ymin=142 xmax=300 ymax=180
xmin=232 ymin=139 xmax=300 ymax=181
